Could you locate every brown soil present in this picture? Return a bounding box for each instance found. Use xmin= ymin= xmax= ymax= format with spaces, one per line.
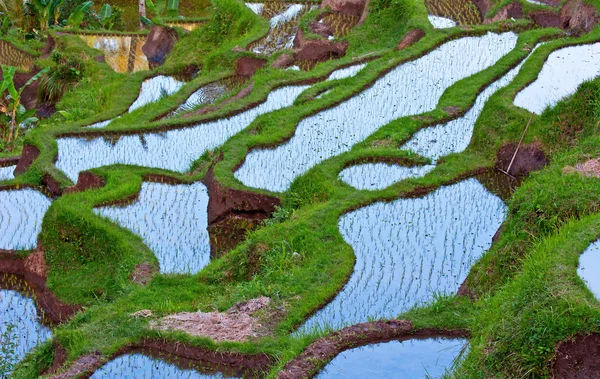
xmin=208 ymin=214 xmax=265 ymax=257
xmin=560 ymin=0 xmax=599 ymax=33
xmin=552 ymin=333 xmax=600 ymax=378
xmin=130 ymin=262 xmax=158 ymax=285
xmin=47 ymin=352 xmax=104 ymax=379
xmin=397 ymin=29 xmax=426 ymax=51
xmin=0 ymin=247 xmax=81 ymax=323
xmin=41 ymin=36 xmax=56 ymax=59
xmin=293 ymin=29 xmax=349 ymax=62
xmin=310 ymin=20 xmax=334 ymax=38
xmin=151 ymin=297 xmax=271 ymax=342
xmin=496 ymin=141 xmax=548 ymax=177
xmin=141 ymin=25 xmax=179 ymax=69
xmin=563 ymin=158 xmax=600 ymax=178
xmin=0 ymin=155 xmax=19 ymax=167
xmin=187 ymin=81 xmax=254 ymax=117
xmin=278 ymin=321 xmax=469 ymax=378
xmin=484 ymin=2 xmax=523 ymax=24
xmin=321 ymin=0 xmax=367 ymax=18
xmin=14 ymin=144 xmax=40 ymax=175
xmin=271 ymin=53 xmax=295 ymax=69
xmin=42 ymin=172 xmax=63 ymax=197
xmin=529 ymin=11 xmax=564 ymax=28
xmin=236 ymin=56 xmax=267 ymax=77
xmin=65 ymin=172 xmax=106 ymax=194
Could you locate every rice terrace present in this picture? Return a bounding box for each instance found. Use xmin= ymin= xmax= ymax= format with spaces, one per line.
xmin=0 ymin=0 xmax=599 ymax=376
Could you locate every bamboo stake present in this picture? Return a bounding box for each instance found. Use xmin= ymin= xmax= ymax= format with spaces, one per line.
xmin=498 ymin=112 xmax=535 ymax=179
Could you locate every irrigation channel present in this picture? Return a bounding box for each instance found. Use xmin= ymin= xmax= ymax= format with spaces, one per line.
xmin=317 ymin=337 xmax=467 ymax=378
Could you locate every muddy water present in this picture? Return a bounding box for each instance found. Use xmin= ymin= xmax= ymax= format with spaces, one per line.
xmin=298 ymin=178 xmax=506 ymax=332
xmin=78 ymin=34 xmax=149 ymax=73
xmin=514 ymin=42 xmax=600 ymax=114
xmin=94 ymin=182 xmax=209 ymax=274
xmin=403 ymin=44 xmax=542 ymax=162
xmin=428 ymin=15 xmax=456 ymax=28
xmin=0 ymin=189 xmax=51 ymax=251
xmin=90 ymin=353 xmax=239 ymax=378
xmin=88 ymin=75 xmax=186 ymax=128
xmin=57 ymin=85 xmax=309 ymax=182
xmin=578 ymin=239 xmax=600 ymax=300
xmin=235 ymin=32 xmax=518 ymax=192
xmin=317 ymin=337 xmax=467 ymax=378
xmin=339 ymin=163 xmax=435 ymax=190
xmin=0 ymin=165 xmax=15 ymax=181
xmin=0 ymin=275 xmax=52 ymax=373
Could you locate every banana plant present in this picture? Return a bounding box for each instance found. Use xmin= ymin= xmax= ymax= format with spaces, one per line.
xmin=30 ymin=0 xmax=65 ymax=30
xmin=99 ymin=3 xmax=114 ymax=29
xmin=65 ymin=0 xmax=93 ymax=28
xmin=0 ymin=66 xmax=49 ymax=151
xmin=144 ymin=0 xmax=179 ymax=20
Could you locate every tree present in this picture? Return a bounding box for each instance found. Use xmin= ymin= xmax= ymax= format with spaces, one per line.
xmin=138 ymin=0 xmax=145 ymax=29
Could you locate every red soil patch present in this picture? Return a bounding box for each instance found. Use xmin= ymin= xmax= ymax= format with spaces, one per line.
xmin=130 ymin=262 xmax=157 ymax=285
xmin=65 ymin=172 xmax=106 ymax=194
xmin=484 ymin=2 xmax=523 ymax=24
xmin=563 ymin=158 xmax=600 ymax=178
xmin=397 ymin=29 xmax=426 ymax=50
xmin=321 ymin=0 xmax=367 ymax=18
xmin=529 ymin=11 xmax=564 ymax=28
xmin=47 ymin=352 xmax=104 ymax=379
xmin=293 ymin=29 xmax=348 ymax=62
xmin=236 ymin=56 xmax=267 ymax=77
xmin=278 ymin=320 xmax=469 ymax=378
xmin=560 ymin=0 xmax=599 ymax=33
xmin=553 ymin=333 xmax=600 ymax=378
xmin=271 ymin=53 xmax=295 ymax=69
xmin=14 ymin=144 xmax=40 ymax=175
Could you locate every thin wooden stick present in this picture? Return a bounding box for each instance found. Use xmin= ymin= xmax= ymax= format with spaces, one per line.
xmin=505 ymin=112 xmax=535 ymax=175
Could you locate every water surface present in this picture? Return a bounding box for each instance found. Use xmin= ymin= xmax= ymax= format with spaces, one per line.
xmin=57 ymin=85 xmax=309 ymax=182
xmin=0 ymin=189 xmax=51 ymax=251
xmin=339 ymin=163 xmax=434 ymax=190
xmin=298 ymin=178 xmax=506 ymax=332
xmin=94 ymin=182 xmax=209 ymax=274
xmin=79 ymin=34 xmax=149 ymax=73
xmin=514 ymin=43 xmax=600 ymax=114
xmin=317 ymin=337 xmax=467 ymax=379
xmin=0 ymin=165 xmax=15 ymax=181
xmin=578 ymin=239 xmax=600 ymax=300
xmin=235 ymin=32 xmax=518 ymax=192
xmin=428 ymin=15 xmax=456 ymax=28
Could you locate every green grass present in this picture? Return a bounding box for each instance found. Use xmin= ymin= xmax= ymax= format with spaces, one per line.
xmin=3 ymin=0 xmax=600 ymax=377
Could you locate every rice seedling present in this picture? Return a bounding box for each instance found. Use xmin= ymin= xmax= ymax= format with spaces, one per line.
xmin=235 ymin=32 xmax=518 ymax=192
xmin=297 ymin=179 xmax=506 ymax=332
xmin=164 ymin=81 xmax=228 ymax=119
xmin=338 ymin=163 xmax=435 ymax=190
xmin=424 ymin=0 xmax=482 ymax=25
xmin=514 ymin=42 xmax=600 ymax=115
xmin=56 ymin=85 xmax=309 ymax=182
xmin=319 ymin=12 xmax=359 ymax=37
xmin=78 ymin=34 xmax=150 ymax=73
xmin=0 ymin=41 xmax=34 ymax=71
xmin=94 ymin=182 xmax=211 ymax=275
xmin=0 ymin=189 xmax=52 ymax=251
xmin=0 ymin=275 xmax=52 ymax=376
xmin=576 ymin=239 xmax=600 ymax=300
xmin=403 ymin=44 xmax=544 ymax=162
xmin=317 ymin=338 xmax=467 ymax=378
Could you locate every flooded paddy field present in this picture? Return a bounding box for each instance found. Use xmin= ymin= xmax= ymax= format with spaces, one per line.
xmin=0 ymin=274 xmax=52 ymax=373
xmin=94 ymin=182 xmax=210 ymax=274
xmin=90 ymin=350 xmax=259 ymax=379
xmin=0 ymin=165 xmax=15 ymax=181
xmin=57 ymin=85 xmax=309 ymax=182
xmin=0 ymin=189 xmax=51 ymax=251
xmin=514 ymin=42 xmax=600 ymax=114
xmin=235 ymin=32 xmax=518 ymax=192
xmin=339 ymin=163 xmax=435 ymax=190
xmin=299 ymin=178 xmax=506 ymax=332
xmin=316 ymin=337 xmax=467 ymax=378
